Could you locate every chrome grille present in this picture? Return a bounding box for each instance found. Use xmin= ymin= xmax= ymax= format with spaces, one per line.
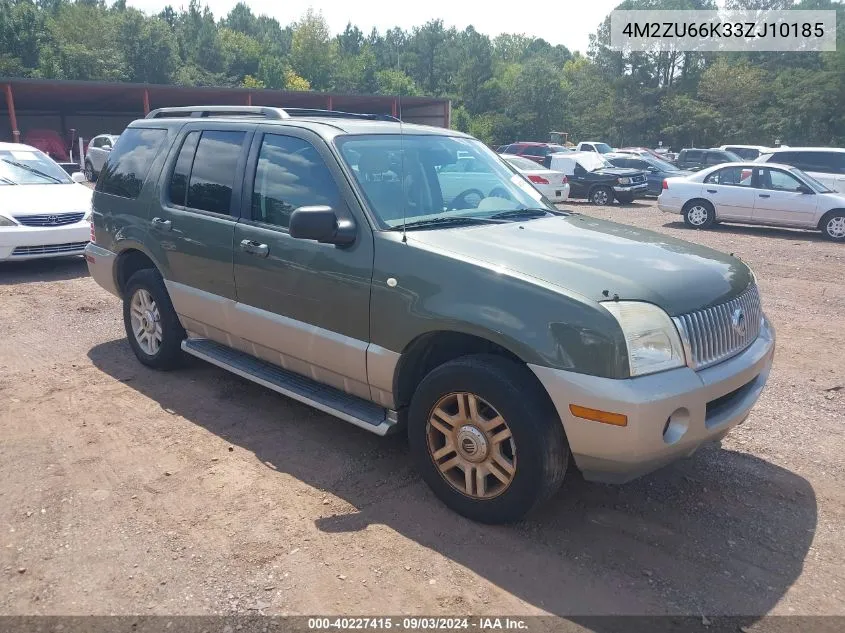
xmin=673 ymin=284 xmax=763 ymax=370
xmin=12 ymin=212 xmax=85 ymax=227
xmin=12 ymin=242 xmax=88 ymax=256
xmin=632 ymin=174 xmax=647 ymax=184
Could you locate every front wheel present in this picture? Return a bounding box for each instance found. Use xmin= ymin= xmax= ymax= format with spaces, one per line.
xmin=683 ymin=201 xmax=715 ymax=229
xmin=123 ymin=269 xmax=186 ymax=370
xmin=821 ymin=211 xmax=845 ymax=241
xmin=408 ymin=355 xmax=568 ymax=524
xmin=589 ymin=186 xmax=613 ymax=205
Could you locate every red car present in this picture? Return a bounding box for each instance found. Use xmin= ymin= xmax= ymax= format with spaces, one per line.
xmin=497 ymin=142 xmax=571 ymax=166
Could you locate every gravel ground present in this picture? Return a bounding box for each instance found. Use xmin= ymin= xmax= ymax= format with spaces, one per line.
xmin=0 ymin=199 xmax=842 ymax=621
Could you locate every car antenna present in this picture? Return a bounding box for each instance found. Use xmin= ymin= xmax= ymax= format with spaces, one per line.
xmin=399 ymin=90 xmax=407 ymax=243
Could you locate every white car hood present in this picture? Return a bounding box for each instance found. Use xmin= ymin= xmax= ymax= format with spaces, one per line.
xmin=1 ymin=183 xmax=92 ymax=216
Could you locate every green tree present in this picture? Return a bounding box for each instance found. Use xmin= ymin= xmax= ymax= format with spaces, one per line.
xmin=289 ymin=8 xmax=335 ymax=90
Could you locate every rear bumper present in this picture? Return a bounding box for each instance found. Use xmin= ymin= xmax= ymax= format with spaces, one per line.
xmin=538 ymin=183 xmax=570 ymax=202
xmin=84 ymin=243 xmax=120 ymax=297
xmin=657 ymin=196 xmax=684 ymax=215
xmin=0 ymin=223 xmax=89 ymax=261
xmin=530 ymin=317 xmax=775 ymax=483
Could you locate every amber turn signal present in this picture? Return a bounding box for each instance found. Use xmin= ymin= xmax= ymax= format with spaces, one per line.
xmin=569 ymin=404 xmax=628 ymax=427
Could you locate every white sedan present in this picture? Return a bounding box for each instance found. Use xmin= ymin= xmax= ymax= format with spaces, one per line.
xmin=501 ymin=154 xmax=570 ymax=202
xmin=0 ymin=143 xmax=93 ymax=260
xmin=658 ymin=161 xmax=845 ymax=242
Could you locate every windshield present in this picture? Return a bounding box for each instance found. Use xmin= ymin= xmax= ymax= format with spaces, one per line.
xmin=503 ymin=155 xmax=543 ymax=171
xmin=792 ymin=168 xmax=833 ymax=193
xmin=645 ymin=156 xmax=681 ymax=172
xmin=336 ymin=135 xmax=557 ymax=229
xmin=594 ymin=143 xmax=613 ymax=154
xmin=0 ymin=148 xmax=72 ymax=185
xmin=724 ymin=151 xmax=743 ymax=162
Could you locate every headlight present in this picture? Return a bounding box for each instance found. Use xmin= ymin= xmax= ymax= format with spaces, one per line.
xmin=83 ymin=208 xmax=92 ymax=221
xmin=617 ymin=177 xmax=631 ymax=185
xmin=603 ymin=301 xmax=686 ymax=377
xmin=0 ymin=215 xmax=18 ymax=227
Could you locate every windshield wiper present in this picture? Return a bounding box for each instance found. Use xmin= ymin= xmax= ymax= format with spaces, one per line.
xmin=393 ymin=216 xmax=505 ymax=231
xmin=1 ymin=159 xmax=63 ymax=184
xmin=489 ymin=208 xmax=553 ymax=220
xmin=0 ymin=176 xmax=17 ymax=185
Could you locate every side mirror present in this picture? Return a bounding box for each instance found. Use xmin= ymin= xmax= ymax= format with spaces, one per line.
xmin=647 ymin=166 xmax=658 ymax=173
xmin=289 ymin=206 xmax=356 ymax=245
xmin=798 ymin=185 xmax=814 ymax=194
xmin=71 ymin=172 xmax=87 ymax=184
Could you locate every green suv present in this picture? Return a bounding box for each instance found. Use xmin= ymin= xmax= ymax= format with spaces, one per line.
xmin=85 ymin=106 xmax=775 ymax=524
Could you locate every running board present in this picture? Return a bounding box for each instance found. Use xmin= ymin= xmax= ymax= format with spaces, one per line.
xmin=181 ymin=338 xmax=398 ymax=436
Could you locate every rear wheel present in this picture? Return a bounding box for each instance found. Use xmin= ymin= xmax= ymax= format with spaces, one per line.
xmin=123 ymin=269 xmax=186 ymax=370
xmin=84 ymin=160 xmax=96 ymax=182
xmin=821 ymin=211 xmax=845 ymax=241
xmin=408 ymin=354 xmax=568 ymax=524
xmin=590 ymin=186 xmax=613 ymax=205
xmin=683 ymin=200 xmax=715 ymax=229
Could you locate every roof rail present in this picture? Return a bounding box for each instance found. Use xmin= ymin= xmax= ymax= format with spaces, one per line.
xmin=145 ymin=106 xmax=290 ymax=119
xmin=145 ymin=105 xmax=400 ymax=122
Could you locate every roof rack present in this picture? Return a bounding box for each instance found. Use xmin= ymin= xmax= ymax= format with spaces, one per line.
xmin=145 ymin=105 xmax=400 ymax=122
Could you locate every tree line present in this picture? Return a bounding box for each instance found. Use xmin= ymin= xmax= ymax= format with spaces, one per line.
xmin=1 ymin=0 xmax=844 ymax=149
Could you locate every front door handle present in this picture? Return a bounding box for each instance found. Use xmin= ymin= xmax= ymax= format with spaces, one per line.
xmin=239 ymin=239 xmax=269 ymax=257
xmin=758 ymin=194 xmax=771 ymax=198
xmin=706 ymin=189 xmax=718 ymax=194
xmin=151 ymin=217 xmax=172 ymax=230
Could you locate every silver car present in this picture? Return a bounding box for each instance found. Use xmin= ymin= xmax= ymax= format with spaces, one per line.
xmin=84 ymin=134 xmax=120 ymax=182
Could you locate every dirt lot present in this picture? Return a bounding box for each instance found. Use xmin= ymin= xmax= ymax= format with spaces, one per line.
xmin=0 ymin=199 xmax=843 ymax=621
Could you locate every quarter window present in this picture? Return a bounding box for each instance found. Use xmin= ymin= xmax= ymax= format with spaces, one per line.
xmin=96 ymin=127 xmax=167 ymax=199
xmin=185 ymin=130 xmax=246 ymax=214
xmin=251 ymin=134 xmax=341 ymax=229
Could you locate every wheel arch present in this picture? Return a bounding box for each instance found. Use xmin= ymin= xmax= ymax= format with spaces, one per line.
xmin=114 ymin=246 xmax=161 ymax=298
xmin=682 ymin=197 xmax=716 ymax=217
xmin=817 ymin=208 xmax=845 ymax=231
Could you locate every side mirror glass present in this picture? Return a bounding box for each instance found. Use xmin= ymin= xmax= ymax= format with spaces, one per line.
xmin=71 ymin=171 xmax=87 ymax=184
xmin=289 ymin=206 xmax=356 ymax=245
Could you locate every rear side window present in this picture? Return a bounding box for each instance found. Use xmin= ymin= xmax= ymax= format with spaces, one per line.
xmin=796 ymin=151 xmax=845 ymax=174
xmin=96 ymin=127 xmax=167 ymax=199
xmin=186 ymin=130 xmax=246 ymax=214
xmin=168 ymin=131 xmax=200 ymax=207
xmin=704 ymin=166 xmax=752 ymax=186
xmin=770 ymin=151 xmax=798 ymax=166
xmin=682 ymin=150 xmax=701 ymax=162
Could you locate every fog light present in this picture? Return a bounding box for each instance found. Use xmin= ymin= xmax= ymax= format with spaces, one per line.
xmin=569 ymin=404 xmax=628 ymax=427
xmin=663 ymin=408 xmax=690 ymax=444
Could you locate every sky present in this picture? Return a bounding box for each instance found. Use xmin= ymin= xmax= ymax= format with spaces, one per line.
xmin=127 ymin=0 xmax=623 ymax=54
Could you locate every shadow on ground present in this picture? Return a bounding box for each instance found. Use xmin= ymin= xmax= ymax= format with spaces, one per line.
xmin=0 ymin=256 xmax=89 ymax=285
xmin=89 ymin=339 xmax=816 ymax=627
xmin=663 ymin=221 xmax=829 ymax=244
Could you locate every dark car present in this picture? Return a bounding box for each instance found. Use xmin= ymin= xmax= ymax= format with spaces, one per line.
xmin=497 ymin=142 xmax=571 ymax=166
xmin=675 ymin=148 xmax=741 ymax=172
xmin=608 ymin=154 xmax=693 ymax=196
xmin=550 ymin=152 xmax=648 ymax=203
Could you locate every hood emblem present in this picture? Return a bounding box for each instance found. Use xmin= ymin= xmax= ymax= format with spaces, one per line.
xmin=46 ymin=215 xmax=60 ymax=225
xmin=731 ymin=308 xmax=746 ymax=337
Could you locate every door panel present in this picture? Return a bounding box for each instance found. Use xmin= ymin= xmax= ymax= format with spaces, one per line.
xmin=753 ymin=168 xmax=819 ymax=227
xmin=232 ymin=129 xmax=374 ymax=394
xmin=702 ymin=167 xmax=756 ymax=221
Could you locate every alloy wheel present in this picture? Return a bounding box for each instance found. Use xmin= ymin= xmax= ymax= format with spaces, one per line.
xmin=129 ymin=288 xmax=163 ymax=356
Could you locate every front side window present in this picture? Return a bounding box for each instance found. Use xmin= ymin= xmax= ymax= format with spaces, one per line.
xmin=0 ymin=148 xmax=72 ymax=185
xmin=252 ymin=134 xmax=341 ymax=229
xmin=336 ymin=134 xmax=556 ymax=228
xmin=764 ymin=169 xmax=806 ymax=193
xmin=186 ymin=130 xmax=246 ymax=214
xmin=97 ymin=127 xmax=167 ymax=198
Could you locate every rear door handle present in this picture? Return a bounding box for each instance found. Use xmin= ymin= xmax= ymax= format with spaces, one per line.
xmin=151 ymin=217 xmax=172 ymax=230
xmin=758 ymin=194 xmax=771 ymax=198
xmin=239 ymin=239 xmax=269 ymax=257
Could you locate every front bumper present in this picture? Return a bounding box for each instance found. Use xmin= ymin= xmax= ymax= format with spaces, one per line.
xmin=0 ymin=223 xmax=90 ymax=261
xmin=613 ymin=183 xmax=648 ymax=197
xmin=530 ymin=317 xmax=775 ymax=483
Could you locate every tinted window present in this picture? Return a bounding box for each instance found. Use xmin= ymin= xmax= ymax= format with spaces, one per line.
xmin=97 ymin=127 xmax=167 ymax=198
xmin=629 ymin=159 xmax=649 ymax=170
xmin=764 ymin=169 xmax=805 ymax=192
xmin=682 ymin=150 xmax=702 ymax=162
xmin=797 ymin=151 xmax=845 ymax=174
xmin=704 ymin=166 xmax=752 ymax=186
xmin=770 ymin=151 xmax=798 ymax=166
xmin=705 ymin=152 xmax=729 ymax=165
xmin=522 ymin=146 xmax=545 ymax=157
xmin=252 ymin=134 xmax=341 ymax=229
xmin=610 ymin=158 xmax=631 ymax=168
xmin=168 ymin=131 xmax=200 ymax=207
xmin=727 ymin=147 xmax=760 ymax=160
xmin=186 ymin=130 xmax=245 ymax=214
xmin=92 ymin=137 xmax=104 ymax=149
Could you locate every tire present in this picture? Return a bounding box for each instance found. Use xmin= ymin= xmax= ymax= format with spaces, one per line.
xmin=616 ymin=193 xmax=634 ymax=204
xmin=683 ymin=200 xmax=716 ymax=229
xmin=84 ymin=160 xmax=96 ymax=182
xmin=820 ymin=211 xmax=845 ymax=241
xmin=589 ymin=186 xmax=613 ymax=205
xmin=123 ymin=269 xmax=186 ymax=370
xmin=407 ymin=354 xmax=568 ymax=524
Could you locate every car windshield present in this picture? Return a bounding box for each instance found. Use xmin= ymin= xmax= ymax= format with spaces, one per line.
xmin=503 ymin=155 xmax=543 ymax=171
xmin=336 ymin=135 xmax=558 ymax=229
xmin=645 ymin=156 xmax=681 ymax=172
xmin=594 ymin=143 xmax=613 ymax=154
xmin=792 ymin=168 xmax=833 ymax=193
xmin=724 ymin=151 xmax=743 ymax=161
xmin=0 ymin=149 xmax=72 ymax=185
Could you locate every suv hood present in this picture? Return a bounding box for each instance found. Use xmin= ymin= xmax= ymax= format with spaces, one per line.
xmin=1 ymin=183 xmax=92 ymax=216
xmin=408 ymin=214 xmax=753 ymax=316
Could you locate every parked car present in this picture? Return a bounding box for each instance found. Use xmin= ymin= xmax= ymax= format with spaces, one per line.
xmin=675 ymin=148 xmax=742 ymax=171
xmin=85 ymin=105 xmax=774 ymax=524
xmin=607 ymin=154 xmax=693 ymax=197
xmin=754 ymin=147 xmax=845 ymax=192
xmin=549 ymin=151 xmax=648 ymax=203
xmin=500 ymin=154 xmax=570 ymax=202
xmin=84 ymin=134 xmax=121 ymax=182
xmin=715 ymin=145 xmax=773 ymax=161
xmin=616 ymin=146 xmax=674 ymax=162
xmin=658 ymin=161 xmax=845 ymax=241
xmin=0 ymin=142 xmax=92 ymax=261
xmin=576 ymin=141 xmax=615 ymax=154
xmin=496 ymin=142 xmax=571 ymax=166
